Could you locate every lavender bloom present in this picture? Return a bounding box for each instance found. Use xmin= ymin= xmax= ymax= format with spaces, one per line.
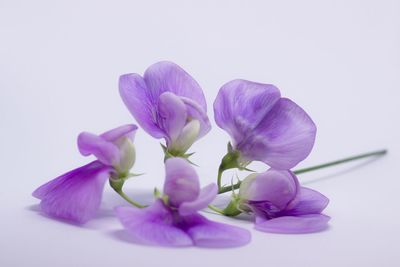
xmin=214 ymin=79 xmax=316 ymax=170
xmin=119 ymin=61 xmax=211 ymax=156
xmin=33 ymin=125 xmax=138 ymax=223
xmin=115 ymin=158 xmax=251 ymax=247
xmin=238 ymin=169 xmax=330 ymax=233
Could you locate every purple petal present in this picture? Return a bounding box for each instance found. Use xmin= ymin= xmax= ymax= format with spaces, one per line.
xmin=185 ymin=214 xmax=251 ymax=248
xmin=239 ymin=169 xmax=298 ymax=210
xmin=143 ymin=61 xmax=207 ymax=110
xmin=158 ymin=92 xmax=187 ymax=144
xmin=114 ymin=201 xmax=193 ymax=247
xmin=179 ymin=183 xmax=217 ymax=216
xmin=241 ymin=98 xmax=316 ymax=169
xmin=163 ymin=158 xmax=200 ymax=208
xmin=77 ymin=132 xmax=120 ymax=166
xmin=100 ymin=124 xmax=138 ymax=142
xmin=286 ymin=187 xmax=329 ymax=215
xmin=119 ymin=73 xmax=165 ymax=138
xmin=214 ymin=79 xmax=281 ymax=146
xmin=255 ymin=214 xmax=330 ymax=234
xmin=32 ymin=161 xmax=110 ymax=224
xmin=180 ymin=96 xmax=211 ymax=139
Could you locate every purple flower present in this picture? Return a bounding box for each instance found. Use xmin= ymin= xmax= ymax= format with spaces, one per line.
xmin=115 ymin=158 xmax=251 ymax=247
xmin=214 ymin=79 xmax=316 ymax=170
xmin=238 ymin=169 xmax=330 ymax=233
xmin=119 ymin=61 xmax=211 ymax=156
xmin=32 ymin=124 xmax=138 ymax=223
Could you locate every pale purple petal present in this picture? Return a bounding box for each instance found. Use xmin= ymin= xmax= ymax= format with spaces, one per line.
xmin=285 ymin=187 xmax=329 ymax=215
xmin=163 ymin=158 xmax=200 ymax=207
xmin=214 ymin=79 xmax=281 ymax=146
xmin=77 ymin=132 xmax=120 ymax=166
xmin=185 ymin=214 xmax=251 ymax=248
xmin=100 ymin=124 xmax=138 ymax=142
xmin=143 ymin=61 xmax=207 ymax=110
xmin=32 ymin=161 xmax=111 ymax=224
xmin=255 ymin=214 xmax=330 ymax=234
xmin=180 ymin=96 xmax=211 ymax=139
xmin=241 ymin=98 xmax=316 ymax=169
xmin=114 ymin=201 xmax=193 ymax=247
xmin=119 ymin=73 xmax=165 ymax=138
xmin=158 ymin=92 xmax=187 ymax=144
xmin=179 ymin=183 xmax=217 ymax=216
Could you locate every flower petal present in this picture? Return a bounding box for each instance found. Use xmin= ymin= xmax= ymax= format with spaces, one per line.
xmin=180 ymin=96 xmax=211 ymax=139
xmin=179 ymin=183 xmax=217 ymax=216
xmin=114 ymin=201 xmax=193 ymax=247
xmin=214 ymin=79 xmax=281 ymax=146
xmin=163 ymin=158 xmax=200 ymax=207
xmin=119 ymin=73 xmax=165 ymax=138
xmin=158 ymin=92 xmax=187 ymax=145
xmin=100 ymin=124 xmax=138 ymax=142
xmin=286 ymin=187 xmax=329 ymax=215
xmin=184 ymin=214 xmax=251 ymax=248
xmin=77 ymin=132 xmax=120 ymax=166
xmin=32 ymin=161 xmax=110 ymax=224
xmin=143 ymin=61 xmax=207 ymax=110
xmin=255 ymin=214 xmax=330 ymax=234
xmin=242 ymin=98 xmax=316 ymax=169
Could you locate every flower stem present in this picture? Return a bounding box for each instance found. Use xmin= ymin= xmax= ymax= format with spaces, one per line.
xmin=114 ymin=189 xmax=146 ymax=208
xmin=109 ymin=179 xmax=146 ymax=208
xmin=217 ymin=149 xmax=387 ymax=194
xmin=208 ymin=204 xmax=225 ymax=215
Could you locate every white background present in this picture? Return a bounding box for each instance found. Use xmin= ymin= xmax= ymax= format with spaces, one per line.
xmin=1 ymin=0 xmax=399 ymax=266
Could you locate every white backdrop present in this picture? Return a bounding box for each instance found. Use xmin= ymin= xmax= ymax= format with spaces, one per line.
xmin=1 ymin=1 xmax=399 ymax=266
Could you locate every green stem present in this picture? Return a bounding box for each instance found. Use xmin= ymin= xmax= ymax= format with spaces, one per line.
xmin=208 ymin=204 xmax=225 ymax=215
xmin=217 ymin=149 xmax=387 ymax=194
xmin=114 ymin=189 xmax=146 ymax=208
xmin=109 ymin=178 xmax=146 ymax=208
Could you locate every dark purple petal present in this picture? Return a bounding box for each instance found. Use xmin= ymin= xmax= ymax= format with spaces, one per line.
xmin=163 ymin=158 xmax=200 ymax=207
xmin=143 ymin=61 xmax=207 ymax=110
xmin=114 ymin=201 xmax=193 ymax=247
xmin=180 ymin=96 xmax=211 ymax=139
xmin=119 ymin=73 xmax=165 ymax=138
xmin=255 ymin=214 xmax=330 ymax=234
xmin=285 ymin=187 xmax=329 ymax=215
xmin=240 ymin=98 xmax=316 ymax=169
xmin=158 ymin=92 xmax=187 ymax=145
xmin=32 ymin=161 xmax=111 ymax=224
xmin=179 ymin=183 xmax=217 ymax=216
xmin=214 ymin=79 xmax=281 ymax=146
xmin=100 ymin=124 xmax=138 ymax=142
xmin=77 ymin=132 xmax=120 ymax=166
xmin=184 ymin=214 xmax=251 ymax=248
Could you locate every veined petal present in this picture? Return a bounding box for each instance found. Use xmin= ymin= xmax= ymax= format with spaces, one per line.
xmin=100 ymin=124 xmax=138 ymax=142
xmin=143 ymin=61 xmax=207 ymax=110
xmin=255 ymin=214 xmax=330 ymax=234
xmin=158 ymin=92 xmax=187 ymax=145
xmin=179 ymin=183 xmax=217 ymax=216
xmin=184 ymin=214 xmax=251 ymax=248
xmin=32 ymin=161 xmax=111 ymax=224
xmin=163 ymin=158 xmax=200 ymax=207
xmin=214 ymin=79 xmax=281 ymax=146
xmin=243 ymin=98 xmax=316 ymax=169
xmin=77 ymin=132 xmax=120 ymax=166
xmin=114 ymin=201 xmax=193 ymax=247
xmin=180 ymin=96 xmax=211 ymax=139
xmin=285 ymin=187 xmax=329 ymax=215
xmin=119 ymin=73 xmax=165 ymax=138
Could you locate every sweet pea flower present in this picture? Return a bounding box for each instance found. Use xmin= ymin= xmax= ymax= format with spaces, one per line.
xmin=214 ymin=79 xmax=317 ymax=171
xmin=115 ymin=158 xmax=251 ymax=247
xmin=33 ymin=124 xmax=138 ymax=223
xmin=119 ymin=61 xmax=211 ymax=157
xmin=237 ymin=169 xmax=330 ymax=233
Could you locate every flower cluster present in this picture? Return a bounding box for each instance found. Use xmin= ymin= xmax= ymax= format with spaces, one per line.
xmin=33 ymin=61 xmax=330 ymax=248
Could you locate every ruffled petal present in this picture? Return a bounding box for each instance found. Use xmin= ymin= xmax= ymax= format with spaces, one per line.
xmin=119 ymin=73 xmax=165 ymax=138
xmin=158 ymin=92 xmax=187 ymax=145
xmin=179 ymin=183 xmax=217 ymax=216
xmin=163 ymin=158 xmax=200 ymax=207
xmin=285 ymin=187 xmax=329 ymax=215
xmin=184 ymin=214 xmax=251 ymax=248
xmin=77 ymin=132 xmax=120 ymax=166
xmin=255 ymin=214 xmax=330 ymax=234
xmin=32 ymin=161 xmax=111 ymax=224
xmin=114 ymin=200 xmax=193 ymax=247
xmin=100 ymin=124 xmax=138 ymax=142
xmin=143 ymin=61 xmax=207 ymax=110
xmin=214 ymin=79 xmax=281 ymax=146
xmin=242 ymin=98 xmax=316 ymax=169
xmin=180 ymin=96 xmax=211 ymax=139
